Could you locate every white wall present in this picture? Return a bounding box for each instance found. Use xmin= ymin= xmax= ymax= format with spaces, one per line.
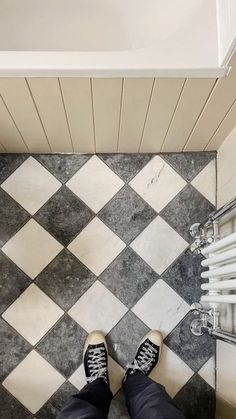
xmin=217 ymin=0 xmax=236 ymax=65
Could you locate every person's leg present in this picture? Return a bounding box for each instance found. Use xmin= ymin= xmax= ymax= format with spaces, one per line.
xmin=123 ymin=331 xmax=185 ymax=419
xmin=57 ymin=331 xmax=113 ymax=419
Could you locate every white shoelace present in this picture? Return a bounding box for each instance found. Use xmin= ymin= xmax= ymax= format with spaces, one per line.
xmin=127 ymin=342 xmax=158 ymax=374
xmin=86 ymin=347 xmax=108 ymax=384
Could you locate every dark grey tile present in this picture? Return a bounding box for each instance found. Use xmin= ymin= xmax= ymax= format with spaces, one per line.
xmin=35 ymin=154 xmax=91 ymax=183
xmin=35 ymin=186 xmax=94 ymax=246
xmin=160 ymin=184 xmax=215 ymax=243
xmin=99 ymin=154 xmax=154 ymax=183
xmin=164 ymin=312 xmax=215 ymax=372
xmin=0 ymin=154 xmax=27 ymax=184
xmin=161 ymin=152 xmax=215 ymax=182
xmin=0 ymin=385 xmax=33 ymax=419
xmin=99 ymin=247 xmax=159 ymax=308
xmin=107 ymin=311 xmax=150 ymax=369
xmin=174 ymin=374 xmax=215 ymax=419
xmin=36 ymin=249 xmax=96 ymax=311
xmin=108 ymin=390 xmax=129 ymax=419
xmin=36 ymin=381 xmax=78 ymax=419
xmin=36 ymin=314 xmax=87 ymax=378
xmin=0 ymin=188 xmax=30 ymax=247
xmin=0 ymin=251 xmax=31 ymax=314
xmin=0 ymin=318 xmax=32 ymax=381
xmin=99 ymin=185 xmax=157 ymax=244
xmin=162 ymin=248 xmax=207 ymax=305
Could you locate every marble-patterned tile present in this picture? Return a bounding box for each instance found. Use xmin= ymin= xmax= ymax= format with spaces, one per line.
xmin=99 ymin=247 xmax=159 ymax=308
xmin=107 ymin=311 xmax=150 ymax=369
xmin=0 ymin=318 xmax=31 ymax=381
xmin=1 ymin=157 xmax=61 ymax=215
xmin=35 ymin=249 xmax=96 ymax=311
xmin=191 ymin=159 xmax=216 ymax=205
xmin=66 ymin=156 xmax=124 ymax=213
xmin=2 ymin=219 xmax=63 ymax=279
xmin=160 ymin=184 xmax=215 ymax=243
xmin=36 ymin=315 xmax=87 ymax=378
xmin=108 ymin=390 xmax=129 ymax=419
xmin=2 ymin=284 xmax=64 ymax=345
xmin=174 ymin=374 xmax=215 ymax=419
xmin=35 ymin=186 xmax=94 ymax=246
xmin=129 ymin=155 xmax=186 ymax=212
xmin=0 ymin=385 xmax=33 ymax=419
xmin=165 ymin=311 xmax=215 ymax=372
xmin=0 ymin=251 xmax=31 ymax=314
xmin=130 ymin=216 xmax=188 ymax=274
xmin=161 ymin=152 xmax=215 ymax=182
xmin=3 ymin=350 xmax=65 ymax=414
xmin=99 ymin=185 xmax=157 ymax=244
xmin=68 ymin=218 xmax=125 ymax=276
xmin=68 ymin=281 xmax=128 ymax=334
xmin=162 ymin=248 xmax=207 ymax=305
xmin=198 ymin=356 xmax=215 ymax=389
xmin=0 ymin=188 xmax=30 ymax=247
xmin=35 ymin=154 xmax=91 ymax=183
xmin=0 ymin=154 xmax=27 ymax=184
xmin=99 ymin=154 xmax=153 ymax=183
xmin=36 ymin=382 xmax=77 ymax=419
xmin=132 ymin=279 xmax=189 ymax=338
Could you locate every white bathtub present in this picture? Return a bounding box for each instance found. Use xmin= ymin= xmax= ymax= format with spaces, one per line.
xmin=0 ymin=0 xmax=235 ymax=77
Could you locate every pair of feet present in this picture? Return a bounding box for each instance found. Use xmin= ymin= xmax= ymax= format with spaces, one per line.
xmin=84 ymin=330 xmax=163 ymax=387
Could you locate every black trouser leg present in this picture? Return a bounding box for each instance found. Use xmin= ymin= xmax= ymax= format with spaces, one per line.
xmin=57 ymin=378 xmax=113 ymax=419
xmin=123 ymin=372 xmax=185 ymax=419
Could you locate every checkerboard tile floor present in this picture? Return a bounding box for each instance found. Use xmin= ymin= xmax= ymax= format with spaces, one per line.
xmin=0 ymin=153 xmax=216 ymax=419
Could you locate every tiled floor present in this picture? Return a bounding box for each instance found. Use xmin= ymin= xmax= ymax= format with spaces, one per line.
xmin=0 ymin=153 xmax=216 ymax=419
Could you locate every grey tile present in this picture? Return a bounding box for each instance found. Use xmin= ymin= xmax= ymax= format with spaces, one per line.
xmin=99 ymin=154 xmax=154 ymax=183
xmin=36 ymin=314 xmax=87 ymax=378
xmin=36 ymin=381 xmax=77 ymax=419
xmin=0 ymin=154 xmax=27 ymax=184
xmin=99 ymin=185 xmax=157 ymax=244
xmin=160 ymin=184 xmax=215 ymax=243
xmin=99 ymin=247 xmax=159 ymax=308
xmin=35 ymin=186 xmax=94 ymax=246
xmin=0 ymin=251 xmax=31 ymax=314
xmin=174 ymin=374 xmax=215 ymax=419
xmin=0 ymin=385 xmax=33 ymax=419
xmin=162 ymin=248 xmax=207 ymax=305
xmin=107 ymin=311 xmax=150 ymax=369
xmin=36 ymin=249 xmax=96 ymax=311
xmin=0 ymin=188 xmax=30 ymax=247
xmin=0 ymin=318 xmax=31 ymax=381
xmin=161 ymin=152 xmax=215 ymax=182
xmin=108 ymin=390 xmax=129 ymax=419
xmin=35 ymin=154 xmax=91 ymax=183
xmin=164 ymin=312 xmax=215 ymax=372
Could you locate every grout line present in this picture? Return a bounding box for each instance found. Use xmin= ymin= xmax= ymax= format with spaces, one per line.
xmin=90 ymin=79 xmax=96 ymax=153
xmin=58 ymin=78 xmax=74 ymax=153
xmin=138 ymin=78 xmax=156 ymax=152
xmin=0 ymin=141 xmax=7 ymax=152
xmin=116 ymin=78 xmax=124 ymax=152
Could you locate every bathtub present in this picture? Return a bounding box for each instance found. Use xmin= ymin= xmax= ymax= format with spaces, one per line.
xmin=0 ymin=0 xmax=235 ymax=77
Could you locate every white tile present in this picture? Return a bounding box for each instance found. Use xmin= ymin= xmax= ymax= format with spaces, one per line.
xmin=129 ymin=156 xmax=186 ymax=212
xmin=132 ymin=279 xmax=189 ymax=337
xmin=68 ymin=217 xmax=126 ymax=276
xmin=3 ymin=350 xmax=65 ymax=414
xmin=68 ymin=281 xmax=128 ymax=334
xmin=191 ymin=159 xmax=216 ymax=205
xmin=199 ymin=356 xmax=215 ymax=388
xmin=130 ymin=216 xmax=188 ymax=275
xmin=66 ymin=156 xmax=124 ymax=212
xmin=150 ymin=344 xmax=194 ymax=397
xmin=216 ymin=340 xmax=236 ymax=407
xmin=2 ymin=284 xmax=64 ymax=345
xmin=2 ymin=219 xmax=63 ymax=279
xmin=1 ymin=156 xmax=61 ymax=215
xmin=69 ymin=356 xmax=125 ymax=396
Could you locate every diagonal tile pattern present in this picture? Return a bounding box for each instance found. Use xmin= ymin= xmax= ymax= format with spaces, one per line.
xmin=0 ymin=152 xmax=216 ymax=418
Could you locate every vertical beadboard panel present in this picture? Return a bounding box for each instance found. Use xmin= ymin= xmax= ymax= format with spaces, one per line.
xmin=0 ymin=78 xmax=50 ymax=152
xmin=0 ymin=96 xmax=27 ymax=152
xmin=92 ymin=78 xmax=122 ymax=152
xmin=206 ymin=101 xmax=236 ymax=150
xmin=161 ymin=78 xmax=216 ymax=152
xmin=140 ymin=78 xmax=185 ymax=152
xmin=118 ymin=78 xmax=154 ymax=152
xmin=60 ymin=78 xmax=95 ymax=153
xmin=27 ymin=78 xmax=73 ymax=152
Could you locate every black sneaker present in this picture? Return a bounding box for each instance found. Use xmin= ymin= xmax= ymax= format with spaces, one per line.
xmin=83 ymin=331 xmax=109 ymax=386
xmin=125 ymin=330 xmax=163 ymax=378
